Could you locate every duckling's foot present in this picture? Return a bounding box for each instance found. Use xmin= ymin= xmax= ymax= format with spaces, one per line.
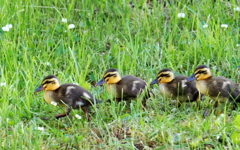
xmin=213 ymin=101 xmax=219 ymax=108
xmin=54 ymin=113 xmax=67 ymax=119
xmin=81 ymin=107 xmax=91 ymax=121
xmin=203 ymin=109 xmax=210 ymax=118
xmin=106 ymin=99 xmax=111 ymax=103
xmin=177 ymin=101 xmax=182 ymax=108
xmin=116 ymin=98 xmax=121 ymax=103
xmin=142 ymin=100 xmax=146 ymax=108
xmin=40 ymin=117 xmax=50 ymax=120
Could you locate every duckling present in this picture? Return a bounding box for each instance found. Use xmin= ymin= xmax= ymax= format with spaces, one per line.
xmin=34 ymin=75 xmax=99 ymax=121
xmin=151 ymin=68 xmax=200 ymax=106
xmin=187 ymin=65 xmax=240 ymax=107
xmin=96 ymin=68 xmax=150 ymax=107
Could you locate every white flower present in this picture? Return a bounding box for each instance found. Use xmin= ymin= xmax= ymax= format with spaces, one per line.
xmin=51 ymin=101 xmax=57 ymax=106
xmin=2 ymin=26 xmax=10 ymax=32
xmin=62 ymin=18 xmax=68 ymax=23
xmin=221 ymin=24 xmax=228 ymax=28
xmin=44 ymin=62 xmax=51 ymax=66
xmin=5 ymin=24 xmax=12 ymax=28
xmin=234 ymin=7 xmax=240 ymax=11
xmin=177 ymin=13 xmax=186 ymax=18
xmin=0 ymin=82 xmax=6 ymax=86
xmin=202 ymin=24 xmax=208 ymax=28
xmin=37 ymin=127 xmax=45 ymax=131
xmin=75 ymin=114 xmax=82 ymax=119
xmin=68 ymin=24 xmax=75 ymax=29
xmin=1 ymin=24 xmax=13 ymax=32
xmin=236 ymin=44 xmax=240 ymax=47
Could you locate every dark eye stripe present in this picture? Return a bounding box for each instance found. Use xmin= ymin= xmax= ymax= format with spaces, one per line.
xmin=42 ymin=81 xmax=53 ymax=85
xmin=104 ymin=74 xmax=115 ymax=79
xmin=158 ymin=74 xmax=170 ymax=77
xmin=195 ymin=70 xmax=207 ymax=75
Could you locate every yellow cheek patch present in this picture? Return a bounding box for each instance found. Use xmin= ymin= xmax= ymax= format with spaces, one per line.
xmin=196 ymin=73 xmax=211 ymax=80
xmin=197 ymin=74 xmax=207 ymax=80
xmin=106 ymin=76 xmax=121 ymax=84
xmin=159 ymin=77 xmax=173 ymax=83
xmin=158 ymin=72 xmax=174 ymax=83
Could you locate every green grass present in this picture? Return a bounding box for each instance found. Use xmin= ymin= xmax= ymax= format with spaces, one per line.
xmin=1 ymin=0 xmax=240 ymax=149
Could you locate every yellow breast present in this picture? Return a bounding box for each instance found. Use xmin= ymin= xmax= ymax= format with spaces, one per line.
xmin=107 ymin=84 xmax=117 ymax=97
xmin=44 ymin=91 xmax=55 ymax=104
xmin=159 ymin=84 xmax=172 ymax=98
xmin=196 ymin=80 xmax=208 ymax=95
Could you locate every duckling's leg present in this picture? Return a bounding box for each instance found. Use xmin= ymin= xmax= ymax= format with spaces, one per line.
xmin=177 ymin=101 xmax=182 ymax=108
xmin=116 ymin=98 xmax=121 ymax=103
xmin=55 ymin=108 xmax=71 ymax=119
xmin=142 ymin=100 xmax=146 ymax=107
xmin=81 ymin=107 xmax=91 ymax=121
xmin=213 ymin=101 xmax=219 ymax=108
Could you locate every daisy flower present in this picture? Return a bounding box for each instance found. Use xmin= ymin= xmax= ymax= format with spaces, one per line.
xmin=1 ymin=24 xmax=13 ymax=32
xmin=177 ymin=13 xmax=186 ymax=18
xmin=221 ymin=24 xmax=228 ymax=28
xmin=75 ymin=114 xmax=82 ymax=119
xmin=62 ymin=18 xmax=68 ymax=23
xmin=202 ymin=24 xmax=208 ymax=28
xmin=0 ymin=82 xmax=6 ymax=86
xmin=68 ymin=24 xmax=75 ymax=29
xmin=37 ymin=127 xmax=45 ymax=131
xmin=234 ymin=7 xmax=240 ymax=11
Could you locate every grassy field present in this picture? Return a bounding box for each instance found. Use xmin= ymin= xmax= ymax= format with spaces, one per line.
xmin=1 ymin=0 xmax=240 ymax=149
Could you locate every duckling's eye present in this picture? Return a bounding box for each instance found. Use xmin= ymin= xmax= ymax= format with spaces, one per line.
xmin=104 ymin=74 xmax=115 ymax=78
xmin=160 ymin=74 xmax=170 ymax=77
xmin=196 ymin=70 xmax=207 ymax=74
xmin=43 ymin=81 xmax=53 ymax=85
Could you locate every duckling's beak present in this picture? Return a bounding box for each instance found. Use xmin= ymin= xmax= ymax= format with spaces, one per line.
xmin=96 ymin=78 xmax=106 ymax=86
xmin=34 ymin=85 xmax=44 ymax=92
xmin=187 ymin=74 xmax=196 ymax=82
xmin=150 ymin=78 xmax=158 ymax=84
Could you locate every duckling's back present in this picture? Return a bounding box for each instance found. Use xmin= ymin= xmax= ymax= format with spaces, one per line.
xmin=217 ymin=77 xmax=240 ymax=102
xmin=164 ymin=75 xmax=199 ymax=102
xmin=53 ymin=84 xmax=96 ymax=108
xmin=199 ymin=76 xmax=240 ymax=102
xmin=116 ymin=75 xmax=147 ymax=99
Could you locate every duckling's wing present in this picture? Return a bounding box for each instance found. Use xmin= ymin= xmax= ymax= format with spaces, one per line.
xmin=208 ymin=77 xmax=239 ymax=100
xmin=57 ymin=84 xmax=94 ymax=108
xmin=170 ymin=76 xmax=199 ymax=101
xmin=117 ymin=75 xmax=147 ymax=98
xmin=171 ymin=76 xmax=189 ymax=95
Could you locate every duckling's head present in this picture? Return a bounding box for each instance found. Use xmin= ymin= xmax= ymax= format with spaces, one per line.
xmin=34 ymin=75 xmax=61 ymax=92
xmin=151 ymin=68 xmax=174 ymax=84
xmin=187 ymin=65 xmax=212 ymax=81
xmin=96 ymin=68 xmax=121 ymax=86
